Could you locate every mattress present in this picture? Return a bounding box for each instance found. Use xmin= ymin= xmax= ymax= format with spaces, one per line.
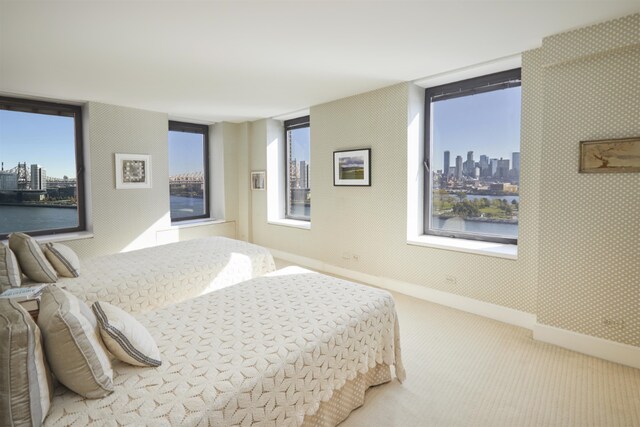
xmin=57 ymin=237 xmax=276 ymax=314
xmin=45 ymin=267 xmax=405 ymax=426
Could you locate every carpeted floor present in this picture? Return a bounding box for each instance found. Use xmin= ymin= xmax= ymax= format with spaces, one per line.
xmin=274 ymin=260 xmax=640 ymax=426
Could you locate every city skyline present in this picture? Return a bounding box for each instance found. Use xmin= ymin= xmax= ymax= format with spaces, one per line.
xmin=431 ymin=85 xmax=521 ymax=172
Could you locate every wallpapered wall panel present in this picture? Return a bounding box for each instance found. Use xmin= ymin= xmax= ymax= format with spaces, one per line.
xmin=534 ymin=14 xmax=640 ymax=346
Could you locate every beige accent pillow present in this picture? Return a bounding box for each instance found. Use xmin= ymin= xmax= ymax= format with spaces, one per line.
xmin=0 ymin=242 xmax=22 ymax=292
xmin=38 ymin=285 xmax=113 ymax=398
xmin=42 ymin=242 xmax=81 ymax=278
xmin=8 ymin=233 xmax=57 ymax=283
xmin=0 ymin=299 xmax=53 ymax=426
xmin=92 ymin=301 xmax=162 ymax=367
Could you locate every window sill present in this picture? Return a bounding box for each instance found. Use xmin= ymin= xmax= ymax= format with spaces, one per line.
xmin=267 ymin=219 xmax=311 ymax=230
xmin=407 ymin=235 xmax=517 ymax=259
xmin=1 ymin=231 xmax=95 ymax=245
xmin=169 ymin=218 xmax=225 ymax=229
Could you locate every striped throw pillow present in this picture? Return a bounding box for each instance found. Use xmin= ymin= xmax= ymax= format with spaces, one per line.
xmin=92 ymin=301 xmax=162 ymax=368
xmin=41 ymin=242 xmax=80 ymax=278
xmin=8 ymin=233 xmax=57 ymax=283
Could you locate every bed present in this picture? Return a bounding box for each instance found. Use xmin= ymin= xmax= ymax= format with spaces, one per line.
xmin=57 ymin=237 xmax=276 ymax=314
xmin=44 ymin=267 xmax=405 ymax=426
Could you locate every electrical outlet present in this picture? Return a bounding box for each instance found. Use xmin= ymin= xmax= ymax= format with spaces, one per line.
xmin=445 ymin=275 xmax=457 ymax=285
xmin=602 ymin=317 xmax=625 ymax=330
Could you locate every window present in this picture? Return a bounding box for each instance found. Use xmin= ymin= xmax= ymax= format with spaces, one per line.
xmin=168 ymin=121 xmax=209 ymax=222
xmin=0 ymin=96 xmax=85 ymax=239
xmin=284 ymin=116 xmax=311 ymax=221
xmin=424 ymin=69 xmax=521 ymax=244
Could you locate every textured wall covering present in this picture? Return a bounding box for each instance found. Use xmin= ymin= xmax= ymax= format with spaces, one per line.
xmin=534 ymin=14 xmax=640 ymax=346
xmin=250 ymin=83 xmax=538 ymax=314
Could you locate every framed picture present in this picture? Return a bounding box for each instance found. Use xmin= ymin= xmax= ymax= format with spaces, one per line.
xmin=334 ymin=148 xmax=371 ymax=186
xmin=579 ymin=137 xmax=640 ymax=173
xmin=251 ymin=171 xmax=266 ymax=190
xmin=115 ymin=153 xmax=152 ymax=189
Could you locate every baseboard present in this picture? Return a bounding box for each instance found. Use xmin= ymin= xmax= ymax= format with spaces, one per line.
xmin=268 ymin=248 xmax=536 ymax=330
xmin=533 ymin=324 xmax=640 ymax=369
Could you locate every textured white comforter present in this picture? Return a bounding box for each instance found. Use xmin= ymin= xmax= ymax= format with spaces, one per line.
xmin=58 ymin=237 xmax=276 ymax=314
xmin=45 ymin=267 xmax=405 ymax=426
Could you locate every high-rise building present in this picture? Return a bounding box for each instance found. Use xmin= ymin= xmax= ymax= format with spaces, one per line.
xmin=30 ymin=164 xmax=47 ymax=190
xmin=479 ymin=155 xmax=489 ymax=177
xmin=512 ymin=152 xmax=521 ymax=174
xmin=455 ymin=155 xmax=463 ymax=180
xmin=443 ymin=151 xmax=450 ymax=178
xmin=497 ymin=158 xmax=510 ymax=179
xmin=490 ymin=159 xmax=499 ymax=177
xmin=464 ymin=151 xmax=475 ymax=177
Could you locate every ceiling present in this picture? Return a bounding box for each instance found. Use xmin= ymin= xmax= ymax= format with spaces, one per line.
xmin=1 ymin=1 xmax=638 ymax=123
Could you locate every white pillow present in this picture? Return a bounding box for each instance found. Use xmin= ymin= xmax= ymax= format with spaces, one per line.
xmin=41 ymin=242 xmax=80 ymax=278
xmin=0 ymin=242 xmax=22 ymax=291
xmin=92 ymin=301 xmax=162 ymax=367
xmin=38 ymin=285 xmax=113 ymax=398
xmin=8 ymin=233 xmax=57 ymax=283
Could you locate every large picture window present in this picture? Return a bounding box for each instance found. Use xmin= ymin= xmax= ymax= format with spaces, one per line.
xmin=284 ymin=116 xmax=311 ymax=221
xmin=168 ymin=121 xmax=209 ymax=222
xmin=425 ymin=69 xmax=521 ymax=244
xmin=0 ymin=97 xmax=85 ymax=238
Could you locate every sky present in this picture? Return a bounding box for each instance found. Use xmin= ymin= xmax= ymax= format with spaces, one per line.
xmin=431 ymin=86 xmax=521 ymax=171
xmin=168 ymin=130 xmax=204 ymax=176
xmin=289 ymin=127 xmax=310 ymax=164
xmin=0 ymin=110 xmax=77 ymax=178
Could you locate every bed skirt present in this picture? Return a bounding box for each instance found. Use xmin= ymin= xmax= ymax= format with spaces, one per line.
xmin=302 ymin=364 xmax=392 ymax=427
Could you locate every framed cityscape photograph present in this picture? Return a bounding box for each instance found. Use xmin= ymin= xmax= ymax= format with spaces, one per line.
xmin=579 ymin=137 xmax=640 ymax=173
xmin=334 ymin=149 xmax=371 ymax=186
xmin=251 ymin=171 xmax=266 ymax=190
xmin=115 ymin=153 xmax=152 ymax=189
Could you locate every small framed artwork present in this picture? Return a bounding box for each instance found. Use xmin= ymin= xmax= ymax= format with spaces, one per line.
xmin=251 ymin=171 xmax=266 ymax=190
xmin=579 ymin=137 xmax=640 ymax=173
xmin=334 ymin=148 xmax=371 ymax=186
xmin=115 ymin=153 xmax=152 ymax=189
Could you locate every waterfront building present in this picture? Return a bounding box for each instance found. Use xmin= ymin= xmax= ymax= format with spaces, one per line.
xmin=30 ymin=164 xmax=47 ymax=190
xmin=490 ymin=158 xmax=499 ymax=177
xmin=299 ymin=160 xmax=308 ymax=189
xmin=0 ymin=171 xmax=18 ymax=190
xmin=455 ymin=156 xmax=463 ymax=180
xmin=479 ymin=155 xmax=489 ymax=177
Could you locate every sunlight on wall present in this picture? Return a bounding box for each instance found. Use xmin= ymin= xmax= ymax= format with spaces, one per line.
xmin=266 ymin=119 xmax=284 ymax=221
xmin=406 ymin=84 xmax=425 ymax=239
xmin=120 ymin=212 xmax=172 ymax=253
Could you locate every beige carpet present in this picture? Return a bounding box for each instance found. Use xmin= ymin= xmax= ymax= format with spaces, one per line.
xmin=274 ymin=260 xmax=640 ymax=426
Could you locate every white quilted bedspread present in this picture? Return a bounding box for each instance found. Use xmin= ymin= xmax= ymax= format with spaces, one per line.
xmin=45 ymin=267 xmax=405 ymax=427
xmin=58 ymin=237 xmax=276 ymax=314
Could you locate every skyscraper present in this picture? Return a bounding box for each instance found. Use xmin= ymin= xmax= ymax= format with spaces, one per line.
xmin=444 ymin=151 xmax=450 ymax=178
xmin=464 ymin=151 xmax=475 ymax=177
xmin=479 ymin=155 xmax=489 ymax=177
xmin=512 ymin=152 xmax=521 ymax=174
xmin=299 ymin=160 xmax=307 ymax=188
xmin=455 ymin=155 xmax=463 ymax=180
xmin=30 ymin=164 xmax=47 ymax=190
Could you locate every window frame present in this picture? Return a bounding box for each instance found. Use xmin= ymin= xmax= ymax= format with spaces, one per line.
xmin=168 ymin=120 xmax=210 ymax=223
xmin=284 ymin=115 xmax=311 ymax=222
xmin=423 ymin=68 xmax=521 ymax=245
xmin=0 ymin=96 xmax=86 ymax=239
